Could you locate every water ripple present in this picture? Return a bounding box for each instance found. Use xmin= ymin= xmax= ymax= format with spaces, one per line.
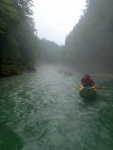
xmin=0 ymin=66 xmax=113 ymax=150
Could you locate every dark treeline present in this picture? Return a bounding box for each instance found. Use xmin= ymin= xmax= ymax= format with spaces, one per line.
xmin=62 ymin=0 xmax=113 ymax=73
xmin=0 ymin=0 xmax=61 ymax=77
xmin=1 ymin=0 xmax=113 ymax=77
xmin=0 ymin=0 xmax=39 ymax=76
xmin=38 ymin=38 xmax=61 ymax=64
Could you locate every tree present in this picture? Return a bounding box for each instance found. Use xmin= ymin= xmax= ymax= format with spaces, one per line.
xmin=62 ymin=0 xmax=113 ymax=73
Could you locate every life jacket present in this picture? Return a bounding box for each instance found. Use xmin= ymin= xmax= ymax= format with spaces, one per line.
xmin=83 ymin=79 xmax=91 ymax=87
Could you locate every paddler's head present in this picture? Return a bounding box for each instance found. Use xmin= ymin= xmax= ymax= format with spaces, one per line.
xmin=85 ymin=74 xmax=90 ymax=79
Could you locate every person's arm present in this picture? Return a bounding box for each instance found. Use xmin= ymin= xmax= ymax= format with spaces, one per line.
xmin=91 ymin=80 xmax=94 ymax=87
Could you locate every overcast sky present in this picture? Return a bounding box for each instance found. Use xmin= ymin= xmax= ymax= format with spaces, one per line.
xmin=33 ymin=0 xmax=86 ymax=45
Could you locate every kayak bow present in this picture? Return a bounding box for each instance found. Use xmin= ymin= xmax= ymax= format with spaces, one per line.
xmin=79 ymin=86 xmax=96 ymax=97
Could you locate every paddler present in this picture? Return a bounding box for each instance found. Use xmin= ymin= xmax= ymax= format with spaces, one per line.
xmin=81 ymin=74 xmax=94 ymax=87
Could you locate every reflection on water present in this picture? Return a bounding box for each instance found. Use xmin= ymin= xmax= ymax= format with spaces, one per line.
xmin=0 ymin=65 xmax=113 ymax=150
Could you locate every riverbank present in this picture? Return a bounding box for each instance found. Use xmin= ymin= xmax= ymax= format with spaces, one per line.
xmin=0 ymin=64 xmax=37 ymax=77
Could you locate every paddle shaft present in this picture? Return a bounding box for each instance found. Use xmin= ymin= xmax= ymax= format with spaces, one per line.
xmin=96 ymin=88 xmax=106 ymax=90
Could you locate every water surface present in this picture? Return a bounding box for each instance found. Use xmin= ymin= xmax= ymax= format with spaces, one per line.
xmin=0 ymin=66 xmax=113 ymax=150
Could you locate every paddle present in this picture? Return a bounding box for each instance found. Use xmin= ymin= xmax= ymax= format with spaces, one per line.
xmin=76 ymin=86 xmax=106 ymax=90
xmin=95 ymin=87 xmax=106 ymax=90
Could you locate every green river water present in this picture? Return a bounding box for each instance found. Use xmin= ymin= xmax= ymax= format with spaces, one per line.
xmin=0 ymin=65 xmax=113 ymax=150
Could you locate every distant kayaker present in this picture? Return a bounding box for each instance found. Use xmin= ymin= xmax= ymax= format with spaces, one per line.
xmin=81 ymin=74 xmax=94 ymax=87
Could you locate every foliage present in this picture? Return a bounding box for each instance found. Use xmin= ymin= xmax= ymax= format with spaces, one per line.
xmin=0 ymin=0 xmax=39 ymax=76
xmin=62 ymin=0 xmax=113 ymax=73
xmin=38 ymin=38 xmax=62 ymax=64
xmin=0 ymin=65 xmax=23 ymax=77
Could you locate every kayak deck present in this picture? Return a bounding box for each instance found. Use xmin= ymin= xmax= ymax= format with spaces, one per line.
xmin=79 ymin=86 xmax=96 ymax=97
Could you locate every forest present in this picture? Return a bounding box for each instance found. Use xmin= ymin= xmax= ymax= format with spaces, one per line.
xmin=63 ymin=0 xmax=113 ymax=73
xmin=0 ymin=0 xmax=113 ymax=77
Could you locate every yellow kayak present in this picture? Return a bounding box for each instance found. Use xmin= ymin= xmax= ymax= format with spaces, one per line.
xmin=79 ymin=86 xmax=96 ymax=97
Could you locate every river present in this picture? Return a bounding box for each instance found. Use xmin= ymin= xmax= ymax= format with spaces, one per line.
xmin=0 ymin=65 xmax=113 ymax=150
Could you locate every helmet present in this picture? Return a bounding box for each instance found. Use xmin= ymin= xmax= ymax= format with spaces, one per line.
xmin=85 ymin=73 xmax=90 ymax=78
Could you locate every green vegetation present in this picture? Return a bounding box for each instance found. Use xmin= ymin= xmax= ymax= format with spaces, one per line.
xmin=38 ymin=38 xmax=61 ymax=64
xmin=1 ymin=0 xmax=113 ymax=77
xmin=0 ymin=0 xmax=39 ymax=77
xmin=0 ymin=0 xmax=61 ymax=77
xmin=62 ymin=0 xmax=113 ymax=73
